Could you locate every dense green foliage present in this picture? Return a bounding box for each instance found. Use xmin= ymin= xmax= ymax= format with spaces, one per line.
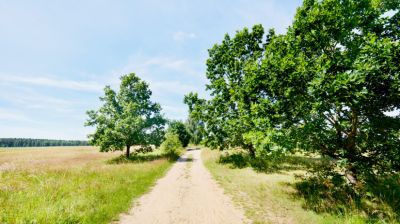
xmin=0 ymin=138 xmax=88 ymax=147
xmin=279 ymin=0 xmax=400 ymax=182
xmin=160 ymin=132 xmax=183 ymax=156
xmin=185 ymin=0 xmax=400 ymax=185
xmin=185 ymin=26 xmax=266 ymax=156
xmin=86 ymin=73 xmax=166 ymax=157
xmin=183 ymin=93 xmax=206 ymax=145
xmin=167 ymin=120 xmax=191 ymax=147
xmin=185 ymin=118 xmax=205 ymax=145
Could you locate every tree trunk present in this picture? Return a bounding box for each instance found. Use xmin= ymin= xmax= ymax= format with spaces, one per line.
xmin=126 ymin=145 xmax=130 ymax=158
xmin=345 ymin=166 xmax=358 ymax=185
xmin=248 ymin=144 xmax=256 ymax=158
xmin=347 ymin=109 xmax=358 ymax=152
xmin=345 ymin=108 xmax=359 ymax=185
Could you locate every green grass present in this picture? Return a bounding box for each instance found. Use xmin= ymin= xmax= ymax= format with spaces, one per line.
xmin=0 ymin=146 xmax=174 ymax=224
xmin=201 ymin=148 xmax=385 ymax=224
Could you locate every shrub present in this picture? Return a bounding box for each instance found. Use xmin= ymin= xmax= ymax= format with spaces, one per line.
xmin=167 ymin=120 xmax=191 ymax=147
xmin=160 ymin=132 xmax=183 ymax=156
xmin=135 ymin=145 xmax=153 ymax=154
xmin=219 ymin=149 xmax=250 ymax=168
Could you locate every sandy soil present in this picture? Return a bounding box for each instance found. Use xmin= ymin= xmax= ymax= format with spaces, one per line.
xmin=118 ymin=148 xmax=249 ymax=224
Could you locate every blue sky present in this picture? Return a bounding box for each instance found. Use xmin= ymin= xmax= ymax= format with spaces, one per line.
xmin=0 ymin=0 xmax=302 ymax=140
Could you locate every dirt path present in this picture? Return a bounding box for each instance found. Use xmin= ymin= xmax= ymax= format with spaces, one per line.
xmin=118 ymin=148 xmax=248 ymax=224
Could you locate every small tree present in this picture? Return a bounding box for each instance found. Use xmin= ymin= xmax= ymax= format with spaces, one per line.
xmin=160 ymin=132 xmax=182 ymax=156
xmin=184 ymin=92 xmax=206 ymax=145
xmin=85 ymin=73 xmax=166 ymax=158
xmin=185 ymin=118 xmax=205 ymax=145
xmin=167 ymin=120 xmax=191 ymax=147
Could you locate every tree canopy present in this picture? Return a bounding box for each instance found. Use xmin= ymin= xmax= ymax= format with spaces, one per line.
xmin=185 ymin=0 xmax=400 ymax=183
xmin=167 ymin=120 xmax=191 ymax=147
xmin=85 ymin=73 xmax=166 ymax=157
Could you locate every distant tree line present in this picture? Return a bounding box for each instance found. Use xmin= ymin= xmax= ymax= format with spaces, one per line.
xmin=0 ymin=138 xmax=89 ymax=147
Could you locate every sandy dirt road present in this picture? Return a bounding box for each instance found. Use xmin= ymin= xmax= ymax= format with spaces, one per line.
xmin=118 ymin=148 xmax=248 ymax=224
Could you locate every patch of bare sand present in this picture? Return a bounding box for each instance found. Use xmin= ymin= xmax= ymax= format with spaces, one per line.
xmin=118 ymin=148 xmax=249 ymax=224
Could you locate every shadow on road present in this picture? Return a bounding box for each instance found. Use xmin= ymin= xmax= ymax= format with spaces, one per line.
xmin=177 ymin=157 xmax=194 ymax=163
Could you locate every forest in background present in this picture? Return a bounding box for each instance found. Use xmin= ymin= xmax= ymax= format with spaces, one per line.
xmin=0 ymin=138 xmax=88 ymax=147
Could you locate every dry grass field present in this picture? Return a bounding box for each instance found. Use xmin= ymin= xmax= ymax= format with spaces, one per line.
xmin=0 ymin=146 xmax=118 ymax=170
xmin=201 ymin=148 xmax=394 ymax=224
xmin=0 ymin=146 xmax=174 ymax=224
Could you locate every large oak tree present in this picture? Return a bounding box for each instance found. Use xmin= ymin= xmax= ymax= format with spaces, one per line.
xmin=85 ymin=73 xmax=166 ymax=158
xmin=186 ymin=0 xmax=400 ymax=183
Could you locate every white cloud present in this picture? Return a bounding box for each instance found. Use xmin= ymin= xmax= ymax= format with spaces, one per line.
xmin=0 ymin=89 xmax=78 ymax=113
xmin=162 ymin=105 xmax=187 ymax=120
xmin=150 ymin=80 xmax=201 ymax=96
xmin=109 ymin=55 xmax=205 ymax=85
xmin=0 ymin=108 xmax=35 ymax=123
xmin=105 ymin=54 xmax=208 ymax=121
xmin=173 ymin=31 xmax=197 ymax=41
xmin=0 ymin=74 xmax=103 ymax=92
xmin=112 ymin=55 xmax=207 ymax=95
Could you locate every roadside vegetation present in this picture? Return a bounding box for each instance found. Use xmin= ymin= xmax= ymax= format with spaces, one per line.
xmin=167 ymin=120 xmax=191 ymax=148
xmin=186 ymin=0 xmax=400 ymax=222
xmin=202 ymin=148 xmax=399 ymax=224
xmin=160 ymin=132 xmax=184 ymax=157
xmin=0 ymin=146 xmax=176 ymax=223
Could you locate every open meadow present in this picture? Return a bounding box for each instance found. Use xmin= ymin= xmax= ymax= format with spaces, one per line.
xmin=0 ymin=146 xmax=174 ymax=223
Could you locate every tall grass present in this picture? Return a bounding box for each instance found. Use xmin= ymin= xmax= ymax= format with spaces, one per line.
xmin=202 ymin=148 xmax=398 ymax=224
xmin=0 ymin=147 xmax=174 ymax=224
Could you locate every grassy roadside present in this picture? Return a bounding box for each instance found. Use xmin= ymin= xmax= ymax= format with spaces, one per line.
xmin=0 ymin=146 xmax=174 ymax=224
xmin=201 ymin=148 xmax=373 ymax=224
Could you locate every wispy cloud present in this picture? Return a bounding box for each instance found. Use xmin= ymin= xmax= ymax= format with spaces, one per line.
xmin=0 ymin=0 xmax=302 ymax=139
xmin=0 ymin=108 xmax=36 ymax=123
xmin=150 ymin=80 xmax=201 ymax=96
xmin=0 ymin=74 xmax=103 ymax=92
xmin=172 ymin=31 xmax=197 ymax=41
xmin=104 ymin=54 xmax=208 ymax=121
xmin=115 ymin=55 xmax=203 ymax=76
xmin=0 ymin=88 xmax=78 ymax=113
xmin=109 ymin=55 xmax=207 ymax=95
xmin=162 ymin=105 xmax=187 ymax=120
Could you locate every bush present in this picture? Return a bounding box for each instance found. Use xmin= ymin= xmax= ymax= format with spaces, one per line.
xmin=295 ymin=162 xmax=400 ymax=222
xmin=160 ymin=132 xmax=183 ymax=156
xmin=135 ymin=145 xmax=153 ymax=154
xmin=168 ymin=120 xmax=191 ymax=147
xmin=219 ymin=149 xmax=250 ymax=168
